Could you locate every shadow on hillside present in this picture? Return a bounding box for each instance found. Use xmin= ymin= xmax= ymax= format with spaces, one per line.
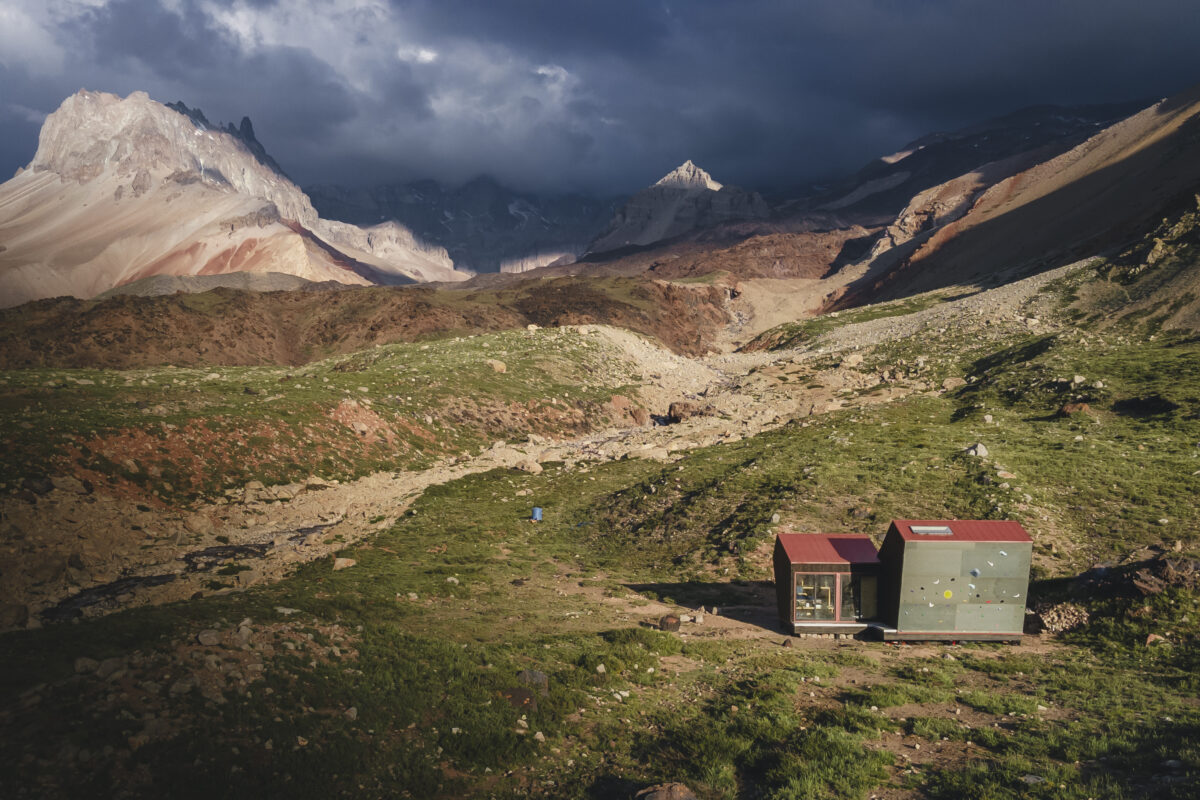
xmin=624 ymin=580 xmax=785 ymax=634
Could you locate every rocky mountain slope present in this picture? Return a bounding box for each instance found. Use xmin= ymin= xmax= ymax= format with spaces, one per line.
xmin=587 ymin=160 xmax=770 ymax=254
xmin=0 ymin=91 xmax=467 ymax=308
xmin=810 ymin=101 xmax=1143 ymax=221
xmin=308 ymin=175 xmax=617 ymax=274
xmin=828 ymin=86 xmax=1200 ymax=309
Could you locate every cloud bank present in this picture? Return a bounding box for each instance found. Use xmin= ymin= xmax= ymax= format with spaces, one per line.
xmin=2 ymin=0 xmax=1198 ymax=193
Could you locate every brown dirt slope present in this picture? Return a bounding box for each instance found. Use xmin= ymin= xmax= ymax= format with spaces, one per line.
xmin=0 ymin=275 xmax=731 ymax=369
xmin=835 ymin=83 xmax=1200 ymax=308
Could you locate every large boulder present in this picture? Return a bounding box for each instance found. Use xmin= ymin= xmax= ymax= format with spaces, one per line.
xmin=666 ymin=401 xmax=714 ymax=424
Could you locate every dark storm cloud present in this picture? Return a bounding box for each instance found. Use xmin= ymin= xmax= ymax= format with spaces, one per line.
xmin=1 ymin=0 xmax=1199 ymax=193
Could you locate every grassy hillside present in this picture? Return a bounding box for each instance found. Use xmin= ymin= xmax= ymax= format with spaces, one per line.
xmin=2 ymin=270 xmax=1198 ymax=798
xmin=0 ymin=327 xmax=641 ymax=504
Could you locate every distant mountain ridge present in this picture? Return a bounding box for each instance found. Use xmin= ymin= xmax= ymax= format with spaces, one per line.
xmin=307 ymin=175 xmax=618 ymax=274
xmin=587 ymin=160 xmax=770 ymax=254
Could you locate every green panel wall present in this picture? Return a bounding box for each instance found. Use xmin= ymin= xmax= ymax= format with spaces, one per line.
xmin=895 ymin=540 xmax=1031 ymax=634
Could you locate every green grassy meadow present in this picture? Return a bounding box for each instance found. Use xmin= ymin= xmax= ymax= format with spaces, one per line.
xmin=1 ymin=272 xmax=1198 ymax=798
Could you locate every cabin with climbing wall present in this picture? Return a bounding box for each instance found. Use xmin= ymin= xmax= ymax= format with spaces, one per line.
xmin=875 ymin=519 xmax=1032 ymax=641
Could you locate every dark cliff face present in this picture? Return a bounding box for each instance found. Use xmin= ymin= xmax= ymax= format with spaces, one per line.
xmin=307 ymin=177 xmax=619 ymax=273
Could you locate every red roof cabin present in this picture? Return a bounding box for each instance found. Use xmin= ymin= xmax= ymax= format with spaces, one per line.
xmin=773 ymin=533 xmax=881 ymax=635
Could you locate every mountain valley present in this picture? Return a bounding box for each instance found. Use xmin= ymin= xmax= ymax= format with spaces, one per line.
xmin=1 ymin=80 xmax=1199 ymax=800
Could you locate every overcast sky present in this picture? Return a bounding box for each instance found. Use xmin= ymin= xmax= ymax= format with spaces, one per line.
xmin=2 ymin=0 xmax=1199 ymax=194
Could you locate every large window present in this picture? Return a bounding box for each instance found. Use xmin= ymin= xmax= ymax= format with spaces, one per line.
xmin=795 ymin=574 xmax=837 ymax=620
xmin=795 ymin=572 xmax=870 ymax=622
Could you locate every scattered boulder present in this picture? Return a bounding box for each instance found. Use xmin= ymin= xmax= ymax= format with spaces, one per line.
xmin=942 ymin=377 xmax=967 ymax=390
xmin=1059 ymin=402 xmax=1093 ymax=417
xmin=184 ymin=513 xmax=212 ymax=535
xmin=74 ymin=656 xmax=100 ymax=674
xmin=332 ymin=558 xmax=357 ymax=571
xmin=196 ymin=629 xmax=221 ymax=647
xmin=658 ymin=614 xmax=681 ymax=632
xmin=0 ymin=603 xmax=29 ymax=629
xmin=634 ymin=783 xmax=698 ymax=800
xmin=965 ymin=442 xmax=989 ymax=458
xmin=50 ymin=475 xmax=92 ymax=495
xmin=516 ymin=460 xmax=543 ymax=475
xmin=841 ymin=353 xmax=864 ymax=368
xmin=666 ymin=401 xmax=715 ymax=424
xmin=21 ymin=476 xmax=54 ymax=496
xmin=486 ymin=359 xmax=507 ymax=374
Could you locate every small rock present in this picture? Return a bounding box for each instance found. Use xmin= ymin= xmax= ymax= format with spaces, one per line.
xmin=983 ymin=414 xmax=994 ymax=424
xmin=533 ymin=731 xmax=545 ymax=743
xmin=1020 ymin=775 xmax=1045 ymax=785
xmin=95 ymin=657 xmax=125 ymax=680
xmin=74 ymin=657 xmax=100 ymax=674
xmin=1157 ymin=518 xmax=1169 ymax=526
xmin=595 ymin=663 xmax=606 ymax=675
xmin=516 ymin=460 xmax=543 ymax=474
xmin=486 ymin=359 xmax=507 ymax=374
xmin=0 ymin=603 xmax=29 ymax=629
xmin=446 ymin=576 xmax=460 ymax=585
xmin=965 ymin=442 xmax=989 ymax=458
xmin=345 ymin=707 xmax=358 ymax=721
xmin=168 ymin=679 xmax=193 ymax=696
xmin=942 ymin=377 xmax=966 ymax=390
xmin=1146 ymin=633 xmax=1167 ymax=645
xmin=842 ymin=353 xmax=864 ymax=368
xmin=274 ymin=607 xmax=300 ymax=616
xmin=184 ymin=513 xmax=212 ymax=534
xmin=197 ymin=629 xmax=221 ymax=647
xmin=332 ymin=557 xmax=357 ymax=571
xmin=781 ymin=638 xmax=793 ymax=648
xmin=50 ymin=476 xmax=91 ymax=495
xmin=634 ymin=783 xmax=698 ymax=800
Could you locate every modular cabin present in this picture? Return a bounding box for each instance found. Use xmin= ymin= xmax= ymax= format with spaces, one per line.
xmin=773 ymin=533 xmax=880 ymax=635
xmin=876 ymin=519 xmax=1033 ymax=642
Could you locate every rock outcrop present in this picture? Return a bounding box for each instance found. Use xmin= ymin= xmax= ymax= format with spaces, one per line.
xmin=588 ymin=160 xmax=769 ymax=254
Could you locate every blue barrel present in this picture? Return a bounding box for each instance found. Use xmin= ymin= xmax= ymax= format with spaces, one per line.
xmin=532 ymin=507 xmax=543 ymax=522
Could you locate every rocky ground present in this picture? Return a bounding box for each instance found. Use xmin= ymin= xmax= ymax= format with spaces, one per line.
xmin=1 ymin=263 xmax=1083 ymax=631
